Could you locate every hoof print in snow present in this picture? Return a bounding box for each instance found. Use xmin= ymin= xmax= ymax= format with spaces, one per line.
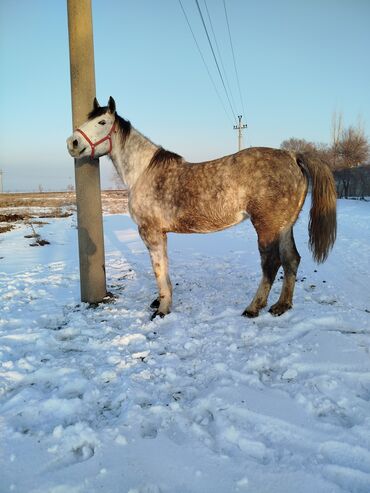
xmin=73 ymin=444 xmax=95 ymax=462
xmin=88 ymin=292 xmax=116 ymax=309
xmin=29 ymin=238 xmax=50 ymax=247
xmin=141 ymin=423 xmax=158 ymax=439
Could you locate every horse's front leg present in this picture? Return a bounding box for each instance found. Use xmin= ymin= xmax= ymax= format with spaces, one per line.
xmin=139 ymin=226 xmax=172 ymax=319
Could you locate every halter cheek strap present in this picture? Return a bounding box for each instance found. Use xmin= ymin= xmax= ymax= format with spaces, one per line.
xmin=75 ymin=121 xmax=116 ymax=159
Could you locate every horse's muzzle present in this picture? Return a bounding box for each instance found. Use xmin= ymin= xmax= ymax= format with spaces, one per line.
xmin=66 ymin=134 xmax=85 ymax=158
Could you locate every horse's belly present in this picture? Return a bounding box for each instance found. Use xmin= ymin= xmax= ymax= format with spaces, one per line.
xmin=173 ymin=209 xmax=249 ymax=234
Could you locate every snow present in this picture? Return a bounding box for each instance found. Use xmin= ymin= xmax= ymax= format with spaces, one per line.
xmin=1 ymin=198 xmax=370 ymax=493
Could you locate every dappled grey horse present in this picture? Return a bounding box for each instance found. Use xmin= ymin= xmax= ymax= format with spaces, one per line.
xmin=67 ymin=97 xmax=337 ymax=319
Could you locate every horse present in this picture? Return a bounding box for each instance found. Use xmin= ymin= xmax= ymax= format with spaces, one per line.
xmin=67 ymin=97 xmax=337 ymax=320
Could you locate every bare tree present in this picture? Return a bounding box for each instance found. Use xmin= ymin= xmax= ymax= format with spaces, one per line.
xmin=331 ymin=111 xmax=343 ymax=169
xmin=280 ymin=138 xmax=335 ymax=170
xmin=111 ymin=167 xmax=126 ymax=190
xmin=357 ymin=166 xmax=370 ymax=199
xmin=280 ymin=114 xmax=370 ymax=198
xmin=313 ymin=142 xmax=334 ymax=167
xmin=281 ymin=115 xmax=369 ymax=170
xmin=280 ymin=138 xmax=317 ymax=154
xmin=335 ymin=166 xmax=370 ymax=199
xmin=334 ymin=125 xmax=369 ymax=198
xmin=337 ymin=125 xmax=369 ymax=169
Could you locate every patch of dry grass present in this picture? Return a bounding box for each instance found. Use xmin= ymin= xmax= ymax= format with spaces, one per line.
xmin=0 ymin=190 xmax=128 ymax=233
xmin=0 ymin=224 xmax=14 ymax=233
xmin=0 ymin=192 xmax=76 ymax=209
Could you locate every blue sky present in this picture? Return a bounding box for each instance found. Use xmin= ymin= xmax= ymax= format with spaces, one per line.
xmin=0 ymin=0 xmax=369 ymax=191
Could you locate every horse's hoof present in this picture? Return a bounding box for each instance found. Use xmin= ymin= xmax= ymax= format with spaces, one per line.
xmin=268 ymin=303 xmax=292 ymax=316
xmin=150 ymin=298 xmax=160 ymax=310
xmin=150 ymin=310 xmax=166 ymax=321
xmin=242 ymin=308 xmax=259 ymax=318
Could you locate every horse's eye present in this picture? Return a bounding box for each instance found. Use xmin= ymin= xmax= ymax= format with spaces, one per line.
xmin=98 ymin=120 xmax=106 ymax=125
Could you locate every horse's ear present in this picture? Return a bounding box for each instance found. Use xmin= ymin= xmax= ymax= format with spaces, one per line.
xmin=93 ymin=97 xmax=100 ymax=110
xmin=108 ymin=96 xmax=116 ymax=114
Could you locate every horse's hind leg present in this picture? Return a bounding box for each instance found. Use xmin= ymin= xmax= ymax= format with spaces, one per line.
xmin=139 ymin=226 xmax=172 ymax=319
xmin=269 ymin=228 xmax=300 ymax=316
xmin=243 ymin=238 xmax=281 ymax=318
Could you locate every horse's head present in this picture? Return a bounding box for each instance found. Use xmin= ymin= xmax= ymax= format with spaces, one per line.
xmin=67 ymin=96 xmax=117 ymax=160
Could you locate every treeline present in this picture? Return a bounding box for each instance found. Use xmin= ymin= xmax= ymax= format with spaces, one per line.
xmin=335 ymin=166 xmax=370 ymax=199
xmin=280 ymin=115 xmax=370 ymax=198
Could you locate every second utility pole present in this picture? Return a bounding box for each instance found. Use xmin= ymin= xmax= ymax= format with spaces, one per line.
xmin=234 ymin=115 xmax=247 ymax=151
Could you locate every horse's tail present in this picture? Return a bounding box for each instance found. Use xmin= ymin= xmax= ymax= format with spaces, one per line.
xmin=296 ymin=152 xmax=337 ymax=263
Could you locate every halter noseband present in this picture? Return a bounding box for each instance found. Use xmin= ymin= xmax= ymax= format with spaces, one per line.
xmin=75 ymin=121 xmax=116 ymax=159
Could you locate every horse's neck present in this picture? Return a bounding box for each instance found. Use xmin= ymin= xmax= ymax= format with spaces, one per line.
xmin=110 ymin=127 xmax=158 ymax=189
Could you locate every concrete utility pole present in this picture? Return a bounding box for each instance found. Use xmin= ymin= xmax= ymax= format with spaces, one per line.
xmin=67 ymin=0 xmax=107 ymax=303
xmin=233 ymin=115 xmax=247 ymax=152
xmin=0 ymin=170 xmax=3 ymax=193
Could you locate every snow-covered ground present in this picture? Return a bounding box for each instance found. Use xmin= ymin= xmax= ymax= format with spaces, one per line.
xmin=1 ymin=198 xmax=370 ymax=493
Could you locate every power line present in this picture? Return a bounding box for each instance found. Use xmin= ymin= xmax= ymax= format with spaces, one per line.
xmin=194 ymin=0 xmax=237 ymax=121
xmin=178 ymin=0 xmax=234 ymax=124
xmin=202 ymin=0 xmax=237 ymax=115
xmin=223 ymin=0 xmax=246 ymax=118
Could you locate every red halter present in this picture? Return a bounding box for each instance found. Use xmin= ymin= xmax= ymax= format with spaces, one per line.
xmin=75 ymin=121 xmax=116 ymax=159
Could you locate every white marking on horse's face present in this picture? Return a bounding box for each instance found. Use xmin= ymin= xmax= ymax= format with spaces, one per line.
xmin=66 ymin=110 xmax=115 ymax=159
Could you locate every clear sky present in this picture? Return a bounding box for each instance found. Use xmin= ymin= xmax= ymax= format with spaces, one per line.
xmin=0 ymin=0 xmax=369 ymax=191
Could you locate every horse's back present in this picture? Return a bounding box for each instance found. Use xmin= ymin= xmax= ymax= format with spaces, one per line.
xmin=130 ymin=146 xmax=307 ymax=234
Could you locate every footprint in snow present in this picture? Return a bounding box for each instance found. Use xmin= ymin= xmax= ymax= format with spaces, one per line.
xmin=140 ymin=421 xmax=158 ymax=439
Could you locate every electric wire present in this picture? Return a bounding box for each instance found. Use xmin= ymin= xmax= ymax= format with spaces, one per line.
xmin=223 ymin=0 xmax=246 ymax=118
xmin=202 ymin=0 xmax=238 ymax=117
xmin=178 ymin=0 xmax=234 ymax=124
xmin=194 ymin=0 xmax=237 ymax=121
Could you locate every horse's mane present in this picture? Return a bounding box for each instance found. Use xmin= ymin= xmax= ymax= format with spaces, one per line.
xmin=116 ymin=114 xmax=132 ymax=144
xmin=88 ymin=106 xmax=110 ymax=119
xmin=149 ymin=147 xmax=183 ymax=168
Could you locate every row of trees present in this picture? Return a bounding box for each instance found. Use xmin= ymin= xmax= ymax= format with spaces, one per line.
xmin=281 ymin=113 xmax=370 ymax=198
